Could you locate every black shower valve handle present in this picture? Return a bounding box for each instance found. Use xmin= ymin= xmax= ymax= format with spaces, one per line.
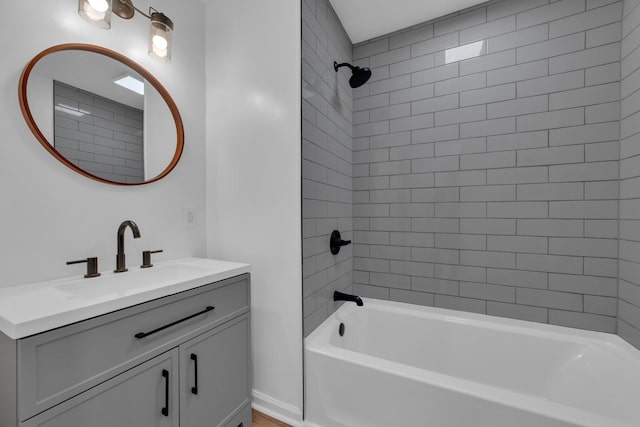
xmin=330 ymin=230 xmax=352 ymax=255
xmin=334 ymin=238 xmax=351 ymax=247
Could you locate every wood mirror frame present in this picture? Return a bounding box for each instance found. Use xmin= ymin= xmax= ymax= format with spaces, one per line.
xmin=18 ymin=43 xmax=184 ymax=186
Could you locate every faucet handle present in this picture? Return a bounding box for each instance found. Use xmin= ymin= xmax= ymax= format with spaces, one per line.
xmin=141 ymin=250 xmax=163 ymax=268
xmin=330 ymin=230 xmax=352 ymax=255
xmin=67 ymin=257 xmax=101 ymax=278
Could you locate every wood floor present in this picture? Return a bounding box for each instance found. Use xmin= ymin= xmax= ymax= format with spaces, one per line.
xmin=252 ymin=409 xmax=292 ymax=427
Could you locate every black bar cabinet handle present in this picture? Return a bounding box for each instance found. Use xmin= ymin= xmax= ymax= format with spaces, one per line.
xmin=135 ymin=306 xmax=215 ymax=339
xmin=191 ymin=353 xmax=198 ymax=395
xmin=161 ymin=369 xmax=169 ymax=417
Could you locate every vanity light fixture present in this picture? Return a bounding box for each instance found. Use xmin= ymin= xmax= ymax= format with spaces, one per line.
xmin=78 ymin=0 xmax=174 ymax=63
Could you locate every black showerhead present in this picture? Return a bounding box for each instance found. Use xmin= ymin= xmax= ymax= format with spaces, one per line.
xmin=334 ymin=61 xmax=372 ymax=88
xmin=349 ymin=67 xmax=372 ymax=88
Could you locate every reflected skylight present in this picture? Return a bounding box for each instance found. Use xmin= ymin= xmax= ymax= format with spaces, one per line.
xmin=113 ymin=74 xmax=145 ymax=95
xmin=445 ymin=41 xmax=485 ymax=64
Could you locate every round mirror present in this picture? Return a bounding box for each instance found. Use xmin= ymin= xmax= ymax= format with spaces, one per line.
xmin=18 ymin=43 xmax=184 ymax=185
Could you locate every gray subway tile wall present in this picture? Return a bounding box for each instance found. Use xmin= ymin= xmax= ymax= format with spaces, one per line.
xmin=302 ymin=0 xmax=354 ymax=336
xmin=619 ymin=0 xmax=640 ymax=348
xmin=301 ymin=0 xmax=640 ymax=350
xmin=54 ymin=81 xmax=144 ymax=182
xmin=351 ymin=0 xmax=622 ymax=334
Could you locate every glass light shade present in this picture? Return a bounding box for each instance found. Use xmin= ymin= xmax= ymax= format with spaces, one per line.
xmin=148 ymin=12 xmax=173 ymax=63
xmin=78 ymin=0 xmax=112 ymax=29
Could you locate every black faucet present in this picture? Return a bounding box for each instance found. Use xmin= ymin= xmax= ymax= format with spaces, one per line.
xmin=114 ymin=220 xmax=141 ymax=273
xmin=334 ymin=290 xmax=363 ymax=306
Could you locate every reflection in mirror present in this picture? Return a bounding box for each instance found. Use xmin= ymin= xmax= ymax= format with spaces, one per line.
xmin=19 ymin=44 xmax=183 ymax=185
xmin=54 ymin=80 xmax=145 ymax=182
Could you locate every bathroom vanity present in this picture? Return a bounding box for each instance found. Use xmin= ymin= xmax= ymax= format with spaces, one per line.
xmin=0 ymin=258 xmax=251 ymax=427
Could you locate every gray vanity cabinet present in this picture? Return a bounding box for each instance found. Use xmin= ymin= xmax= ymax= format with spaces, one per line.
xmin=0 ymin=273 xmax=251 ymax=427
xmin=21 ymin=349 xmax=181 ymax=427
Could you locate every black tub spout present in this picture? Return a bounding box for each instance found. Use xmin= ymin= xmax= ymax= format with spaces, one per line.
xmin=334 ymin=290 xmax=363 ymax=306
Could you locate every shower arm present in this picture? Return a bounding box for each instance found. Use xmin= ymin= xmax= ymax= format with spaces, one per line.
xmin=334 ymin=62 xmax=355 ymax=72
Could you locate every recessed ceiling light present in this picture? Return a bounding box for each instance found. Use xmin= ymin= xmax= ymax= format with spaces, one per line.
xmin=113 ymin=74 xmax=145 ymax=95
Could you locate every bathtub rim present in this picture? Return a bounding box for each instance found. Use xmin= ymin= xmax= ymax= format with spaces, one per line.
xmin=307 ymin=298 xmax=640 ymax=356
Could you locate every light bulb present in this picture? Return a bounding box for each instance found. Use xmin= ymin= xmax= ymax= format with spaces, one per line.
xmin=152 ymin=35 xmax=168 ymax=50
xmin=88 ymin=0 xmax=109 ymax=13
xmin=78 ymin=0 xmax=111 ymax=28
xmin=83 ymin=7 xmax=104 ymax=21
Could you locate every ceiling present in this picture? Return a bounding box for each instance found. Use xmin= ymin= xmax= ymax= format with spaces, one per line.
xmin=329 ymin=0 xmax=488 ymax=44
xmin=34 ymin=50 xmax=145 ymax=110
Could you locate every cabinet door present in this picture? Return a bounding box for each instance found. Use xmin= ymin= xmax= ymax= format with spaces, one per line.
xmin=21 ymin=349 xmax=179 ymax=427
xmin=180 ymin=314 xmax=251 ymax=427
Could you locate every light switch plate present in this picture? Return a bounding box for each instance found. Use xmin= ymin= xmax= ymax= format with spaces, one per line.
xmin=183 ymin=207 xmax=196 ymax=228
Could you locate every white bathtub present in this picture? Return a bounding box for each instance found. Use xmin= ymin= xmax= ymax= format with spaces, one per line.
xmin=304 ymin=298 xmax=640 ymax=427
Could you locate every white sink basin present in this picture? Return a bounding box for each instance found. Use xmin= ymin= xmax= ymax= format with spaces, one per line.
xmin=0 ymin=257 xmax=250 ymax=339
xmin=58 ymin=263 xmax=219 ymax=299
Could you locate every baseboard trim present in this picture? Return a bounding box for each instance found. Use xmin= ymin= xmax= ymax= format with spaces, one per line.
xmin=252 ymin=389 xmax=303 ymax=426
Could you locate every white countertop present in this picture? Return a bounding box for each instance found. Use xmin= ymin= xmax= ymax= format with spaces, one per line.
xmin=0 ymin=257 xmax=250 ymax=339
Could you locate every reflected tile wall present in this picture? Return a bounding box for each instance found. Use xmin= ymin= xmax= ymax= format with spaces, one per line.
xmin=54 ymin=81 xmax=144 ymax=183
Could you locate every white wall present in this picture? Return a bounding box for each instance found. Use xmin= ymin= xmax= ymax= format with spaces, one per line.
xmin=0 ymin=0 xmax=206 ymax=287
xmin=203 ymin=0 xmax=303 ymax=423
